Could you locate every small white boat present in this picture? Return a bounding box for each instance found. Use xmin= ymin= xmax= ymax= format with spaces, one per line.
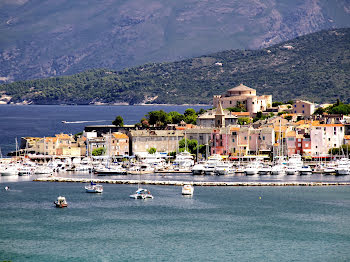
xmin=270 ymin=164 xmax=286 ymax=176
xmin=85 ymin=181 xmax=103 ymax=193
xmin=129 ymin=188 xmax=153 ymax=199
xmin=299 ymin=166 xmax=313 ymax=175
xmin=1 ymin=165 xmax=19 ymax=176
xmin=191 ymin=162 xmax=205 ymax=175
xmin=182 ymin=184 xmax=194 ymax=195
xmin=4 ymin=186 xmax=10 ymax=191
xmin=215 ymin=163 xmax=234 ymax=175
xmin=54 ymin=196 xmax=68 ymax=208
xmin=244 ymin=160 xmax=263 ymax=176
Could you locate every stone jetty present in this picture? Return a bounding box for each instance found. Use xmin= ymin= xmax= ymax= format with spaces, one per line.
xmin=33 ymin=177 xmax=350 ymax=187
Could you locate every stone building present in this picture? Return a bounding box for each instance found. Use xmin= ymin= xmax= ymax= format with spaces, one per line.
xmin=129 ymin=130 xmax=184 ymax=154
xmin=213 ymin=84 xmax=272 ymax=114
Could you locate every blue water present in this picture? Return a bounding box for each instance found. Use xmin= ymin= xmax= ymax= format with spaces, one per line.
xmin=0 ymin=179 xmax=349 ymax=261
xmin=0 ymin=104 xmax=209 ymax=156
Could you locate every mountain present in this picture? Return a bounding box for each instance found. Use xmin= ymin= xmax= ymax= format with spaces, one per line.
xmin=1 ymin=28 xmax=349 ymax=105
xmin=0 ymin=0 xmax=350 ymax=82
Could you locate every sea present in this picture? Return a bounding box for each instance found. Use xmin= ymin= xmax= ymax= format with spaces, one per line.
xmin=0 ymin=104 xmax=210 ymax=156
xmin=1 ymin=105 xmax=350 ymax=261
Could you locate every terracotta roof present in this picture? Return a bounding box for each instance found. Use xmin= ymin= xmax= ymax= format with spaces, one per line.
xmin=55 ymin=133 xmax=71 ymax=140
xmin=344 ymin=135 xmax=350 ymax=140
xmin=234 ymin=112 xmax=250 ymax=116
xmin=227 ymin=84 xmax=255 ymax=92
xmin=112 ymin=133 xmax=129 ymax=139
xmin=230 ymin=127 xmax=240 ymax=131
xmin=311 ymin=123 xmax=344 ymax=127
xmin=286 ymin=131 xmax=296 ymax=137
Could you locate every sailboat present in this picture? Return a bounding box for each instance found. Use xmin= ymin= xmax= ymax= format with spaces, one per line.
xmin=85 ymin=171 xmax=103 ymax=193
xmin=129 ymin=170 xmax=153 ymax=199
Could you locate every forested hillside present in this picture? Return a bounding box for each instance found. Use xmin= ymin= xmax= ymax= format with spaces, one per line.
xmin=0 ymin=28 xmax=349 ymax=105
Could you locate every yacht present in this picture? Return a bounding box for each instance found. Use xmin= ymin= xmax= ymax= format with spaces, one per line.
xmin=244 ymin=160 xmax=263 ymax=176
xmin=299 ymin=165 xmax=313 ymax=175
xmin=335 ymin=158 xmax=350 ymax=175
xmin=95 ymin=164 xmax=127 ymax=175
xmin=34 ymin=165 xmax=54 ymax=175
xmin=129 ymin=188 xmax=154 ymax=199
xmin=215 ymin=162 xmax=234 ymax=175
xmin=85 ymin=181 xmax=103 ymax=193
xmin=258 ymin=165 xmax=271 ymax=175
xmin=286 ymin=154 xmax=303 ymax=175
xmin=203 ymin=154 xmax=223 ymax=175
xmin=54 ymin=196 xmax=68 ymax=208
xmin=182 ymin=184 xmax=194 ymax=195
xmin=173 ymin=151 xmax=194 ymax=171
xmin=191 ymin=162 xmax=205 ymax=175
xmin=0 ymin=164 xmax=19 ymax=176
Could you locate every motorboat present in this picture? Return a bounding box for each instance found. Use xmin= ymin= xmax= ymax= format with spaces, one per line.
xmin=173 ymin=151 xmax=194 ymax=171
xmin=0 ymin=165 xmax=19 ymax=176
xmin=34 ymin=165 xmax=54 ymax=175
xmin=129 ymin=188 xmax=154 ymax=199
xmin=95 ymin=164 xmax=127 ymax=175
xmin=335 ymin=158 xmax=350 ymax=176
xmin=182 ymin=184 xmax=194 ymax=195
xmin=258 ymin=165 xmax=271 ymax=175
xmin=203 ymin=155 xmax=223 ymax=175
xmin=85 ymin=181 xmax=103 ymax=193
xmin=244 ymin=160 xmax=263 ymax=176
xmin=191 ymin=162 xmax=205 ymax=175
xmin=286 ymin=154 xmax=303 ymax=175
xmin=270 ymin=164 xmax=286 ymax=176
xmin=215 ymin=162 xmax=234 ymax=175
xmin=54 ymin=196 xmax=68 ymax=208
xmin=299 ymin=165 xmax=313 ymax=175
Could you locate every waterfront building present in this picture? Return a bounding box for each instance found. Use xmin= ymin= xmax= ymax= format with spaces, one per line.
xmin=310 ymin=123 xmax=345 ymax=156
xmin=129 ymin=130 xmax=184 ymax=154
xmin=213 ymin=84 xmax=272 ymax=114
xmin=110 ymin=132 xmax=129 ymax=156
xmin=196 ymin=107 xmax=245 ymax=127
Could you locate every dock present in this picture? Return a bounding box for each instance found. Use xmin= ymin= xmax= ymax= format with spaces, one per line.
xmin=33 ymin=177 xmax=350 ymax=187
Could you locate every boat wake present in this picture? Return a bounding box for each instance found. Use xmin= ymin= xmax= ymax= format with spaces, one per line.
xmin=62 ymin=120 xmax=110 ymax=124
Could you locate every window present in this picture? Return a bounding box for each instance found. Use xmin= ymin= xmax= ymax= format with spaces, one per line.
xmin=263 ymin=136 xmax=265 ymax=140
xmin=298 ymin=143 xmax=301 ymax=147
xmin=294 ymin=105 xmax=296 ymax=108
xmin=302 ymin=110 xmax=304 ymax=114
xmin=315 ymin=146 xmax=318 ymax=149
xmin=302 ymin=105 xmax=305 ymax=108
xmin=328 ymin=138 xmax=330 ymax=141
xmin=305 ymin=143 xmax=309 ymax=147
xmin=294 ymin=111 xmax=296 ymax=113
xmin=230 ymin=101 xmax=232 ymax=104
xmin=244 ymin=136 xmax=247 ymax=140
xmin=232 ymin=138 xmax=235 ymax=142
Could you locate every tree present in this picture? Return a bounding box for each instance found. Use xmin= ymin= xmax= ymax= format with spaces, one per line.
xmin=272 ymin=101 xmax=283 ymax=107
xmin=184 ymin=108 xmax=196 ymax=117
xmin=168 ymin=111 xmax=184 ymax=124
xmin=237 ymin=117 xmax=251 ymax=125
xmin=92 ymin=147 xmax=106 ymax=156
xmin=147 ymin=147 xmax=156 ymax=154
xmin=179 ymin=138 xmax=198 ymax=154
xmin=112 ymin=115 xmax=124 ymax=127
xmin=147 ymin=110 xmax=168 ymax=126
xmin=227 ymin=107 xmax=246 ymax=112
xmin=313 ymin=107 xmax=325 ymax=115
xmin=196 ymin=108 xmax=207 ymax=116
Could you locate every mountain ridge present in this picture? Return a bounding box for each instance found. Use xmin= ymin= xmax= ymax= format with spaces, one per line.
xmin=0 ymin=0 xmax=349 ymax=82
xmin=1 ymin=28 xmax=349 ymax=105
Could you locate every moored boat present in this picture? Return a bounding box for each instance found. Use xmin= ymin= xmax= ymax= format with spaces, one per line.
xmin=182 ymin=184 xmax=194 ymax=195
xmin=85 ymin=181 xmax=103 ymax=193
xmin=54 ymin=196 xmax=68 ymax=208
xmin=129 ymin=188 xmax=153 ymax=199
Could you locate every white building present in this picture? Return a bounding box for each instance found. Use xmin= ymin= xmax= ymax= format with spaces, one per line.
xmin=310 ymin=123 xmax=344 ymax=156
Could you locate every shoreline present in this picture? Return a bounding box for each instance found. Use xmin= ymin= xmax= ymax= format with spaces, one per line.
xmin=33 ymin=177 xmax=350 ymax=187
xmin=0 ymin=103 xmax=212 ymax=107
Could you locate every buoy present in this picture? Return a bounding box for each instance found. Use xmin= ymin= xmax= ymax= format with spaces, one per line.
xmin=259 ymin=196 xmax=261 ymax=199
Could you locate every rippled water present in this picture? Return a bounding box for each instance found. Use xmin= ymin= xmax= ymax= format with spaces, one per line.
xmin=0 ymin=177 xmax=349 ymax=261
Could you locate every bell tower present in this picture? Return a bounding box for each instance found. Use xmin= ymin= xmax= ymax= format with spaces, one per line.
xmin=215 ymin=101 xmax=225 ymax=128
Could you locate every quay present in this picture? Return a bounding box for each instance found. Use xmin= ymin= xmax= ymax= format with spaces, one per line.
xmin=33 ymin=177 xmax=350 ymax=187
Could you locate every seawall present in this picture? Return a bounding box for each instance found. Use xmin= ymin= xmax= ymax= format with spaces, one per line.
xmin=33 ymin=177 xmax=350 ymax=187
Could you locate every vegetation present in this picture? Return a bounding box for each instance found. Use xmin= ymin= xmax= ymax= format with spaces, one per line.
xmin=147 ymin=147 xmax=157 ymax=154
xmin=112 ymin=116 xmax=124 ymax=127
xmin=92 ymin=147 xmax=106 ymax=156
xmin=1 ymin=29 xmax=349 ymax=105
xmin=178 ymin=138 xmax=198 ymax=154
xmin=328 ymin=145 xmax=350 ymax=157
xmin=139 ymin=108 xmax=202 ymax=127
xmin=227 ymin=106 xmax=246 ymax=112
xmin=326 ymin=100 xmax=350 ymax=115
xmin=237 ymin=117 xmax=251 ymax=125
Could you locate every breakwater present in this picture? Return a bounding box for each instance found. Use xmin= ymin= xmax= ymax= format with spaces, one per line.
xmin=33 ymin=177 xmax=350 ymax=187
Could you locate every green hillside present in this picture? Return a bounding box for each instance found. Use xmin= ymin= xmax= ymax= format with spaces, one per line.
xmin=1 ymin=28 xmax=349 ymax=105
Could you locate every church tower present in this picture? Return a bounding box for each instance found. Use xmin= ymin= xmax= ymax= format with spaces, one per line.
xmin=215 ymin=101 xmax=225 ymax=128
